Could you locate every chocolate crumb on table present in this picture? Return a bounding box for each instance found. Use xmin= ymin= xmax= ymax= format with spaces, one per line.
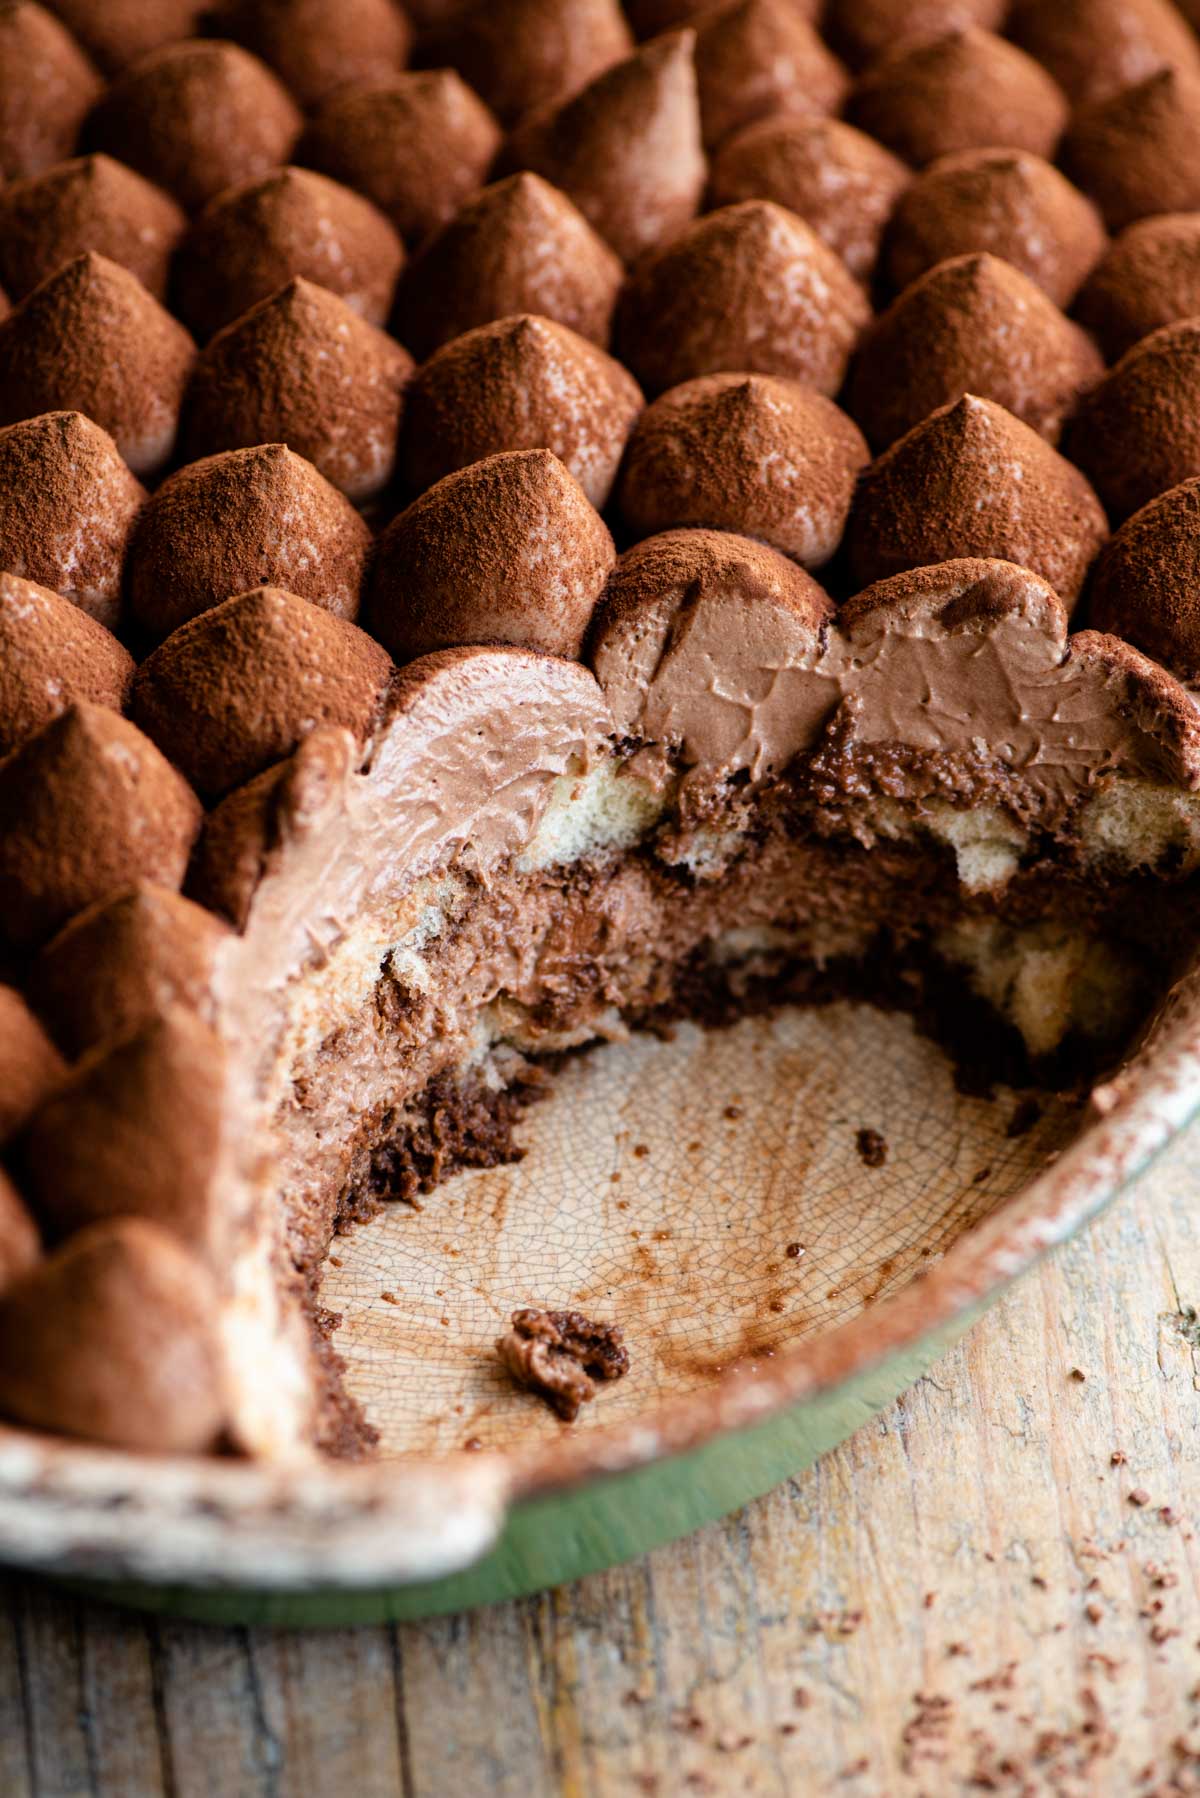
xmin=497 ymin=1308 xmax=630 ymax=1422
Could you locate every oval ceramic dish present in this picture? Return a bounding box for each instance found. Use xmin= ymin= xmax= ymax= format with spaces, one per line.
xmin=5 ymin=968 xmax=1200 ymax=1629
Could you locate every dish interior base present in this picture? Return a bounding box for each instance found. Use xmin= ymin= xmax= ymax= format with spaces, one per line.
xmin=321 ymin=1001 xmax=1081 ymax=1459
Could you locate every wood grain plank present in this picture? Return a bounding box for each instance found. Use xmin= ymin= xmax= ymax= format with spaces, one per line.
xmin=397 ymin=1601 xmax=555 ymax=1797
xmin=148 ymin=1621 xmax=285 ymax=1797
xmin=78 ymin=1597 xmax=170 ymax=1798
xmin=8 ymin=1580 xmax=168 ymax=1797
xmin=0 ymin=1579 xmax=34 ymax=1798
xmin=244 ymin=1625 xmax=408 ymax=1795
xmin=9 ymin=1583 xmax=95 ymax=1796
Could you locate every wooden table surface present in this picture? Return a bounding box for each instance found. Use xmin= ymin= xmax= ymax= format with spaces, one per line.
xmin=3 ymin=1124 xmax=1200 ymax=1798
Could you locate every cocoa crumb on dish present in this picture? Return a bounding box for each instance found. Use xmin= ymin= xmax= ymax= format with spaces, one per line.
xmin=855 ymin=1127 xmax=887 ymax=1167
xmin=497 ymin=1307 xmax=629 ymax=1421
xmin=1006 ymin=1095 xmax=1043 ymax=1137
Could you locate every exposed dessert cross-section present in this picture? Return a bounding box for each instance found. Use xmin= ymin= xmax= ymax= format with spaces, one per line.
xmin=2 ymin=0 xmax=1200 ymax=1461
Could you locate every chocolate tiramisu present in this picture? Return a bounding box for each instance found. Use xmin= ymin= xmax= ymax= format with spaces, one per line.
xmin=3 ymin=0 xmax=1200 ymax=1460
